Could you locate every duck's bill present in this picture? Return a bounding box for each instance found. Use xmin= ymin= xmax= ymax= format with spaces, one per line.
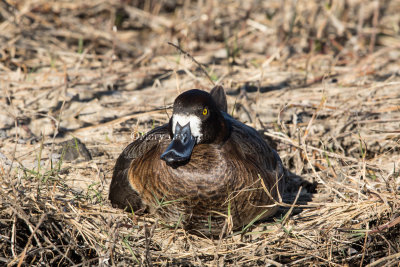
xmin=160 ymin=122 xmax=196 ymax=166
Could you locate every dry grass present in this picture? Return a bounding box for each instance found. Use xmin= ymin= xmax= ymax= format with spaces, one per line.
xmin=1 ymin=0 xmax=400 ymax=266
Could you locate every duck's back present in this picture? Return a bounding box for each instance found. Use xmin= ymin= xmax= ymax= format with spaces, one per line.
xmin=224 ymin=113 xmax=285 ymax=187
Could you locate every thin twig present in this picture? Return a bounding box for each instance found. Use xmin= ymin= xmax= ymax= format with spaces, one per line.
xmin=168 ymin=42 xmax=215 ymax=86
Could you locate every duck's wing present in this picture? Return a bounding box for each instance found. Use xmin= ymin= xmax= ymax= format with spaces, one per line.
xmin=210 ymin=85 xmax=227 ymax=113
xmin=109 ymin=124 xmax=169 ymax=211
xmin=225 ymin=115 xmax=285 ymax=194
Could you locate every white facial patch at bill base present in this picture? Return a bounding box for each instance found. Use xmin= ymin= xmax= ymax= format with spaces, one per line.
xmin=172 ymin=114 xmax=202 ymax=142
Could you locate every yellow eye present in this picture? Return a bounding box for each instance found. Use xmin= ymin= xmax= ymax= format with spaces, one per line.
xmin=202 ymin=108 xmax=208 ymax=116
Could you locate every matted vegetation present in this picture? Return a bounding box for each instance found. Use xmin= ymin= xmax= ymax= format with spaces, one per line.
xmin=1 ymin=0 xmax=399 ymax=266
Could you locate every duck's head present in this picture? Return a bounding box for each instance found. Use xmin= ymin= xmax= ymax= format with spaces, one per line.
xmin=160 ymin=88 xmax=229 ymax=167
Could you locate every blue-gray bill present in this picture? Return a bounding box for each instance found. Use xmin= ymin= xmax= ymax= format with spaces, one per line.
xmin=160 ymin=122 xmax=196 ymax=167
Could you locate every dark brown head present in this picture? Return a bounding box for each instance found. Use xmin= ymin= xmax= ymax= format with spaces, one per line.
xmin=160 ymin=88 xmax=230 ymax=167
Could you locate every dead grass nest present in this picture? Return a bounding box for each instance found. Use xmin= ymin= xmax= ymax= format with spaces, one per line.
xmin=1 ymin=0 xmax=400 ymax=266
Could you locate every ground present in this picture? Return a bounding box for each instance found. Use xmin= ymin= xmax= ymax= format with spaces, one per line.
xmin=1 ymin=0 xmax=400 ymax=266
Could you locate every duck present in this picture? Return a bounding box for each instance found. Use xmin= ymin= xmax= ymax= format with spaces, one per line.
xmin=109 ymin=86 xmax=286 ymax=235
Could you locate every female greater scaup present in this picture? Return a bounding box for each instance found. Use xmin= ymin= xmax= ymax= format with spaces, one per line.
xmin=109 ymin=86 xmax=285 ymax=235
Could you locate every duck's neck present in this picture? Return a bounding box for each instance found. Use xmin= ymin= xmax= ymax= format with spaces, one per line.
xmin=215 ymin=112 xmax=231 ymax=144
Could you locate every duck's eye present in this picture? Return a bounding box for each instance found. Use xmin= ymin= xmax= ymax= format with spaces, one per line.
xmin=202 ymin=108 xmax=208 ymax=116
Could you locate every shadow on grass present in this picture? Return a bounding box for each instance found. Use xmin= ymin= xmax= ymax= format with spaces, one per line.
xmin=280 ymin=169 xmax=318 ymax=215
